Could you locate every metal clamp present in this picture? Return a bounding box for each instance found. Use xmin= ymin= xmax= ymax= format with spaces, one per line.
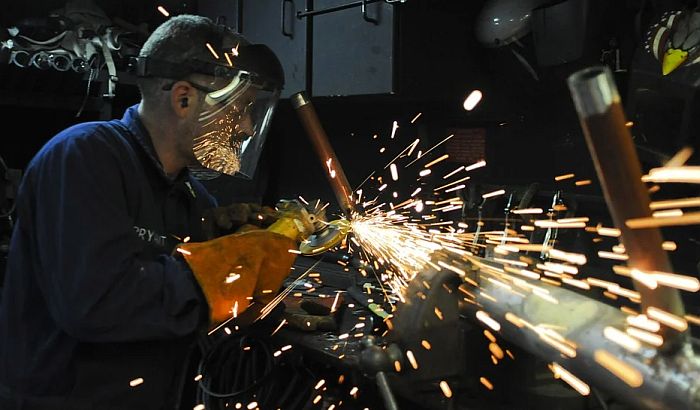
xmin=281 ymin=0 xmax=294 ymax=38
xmin=296 ymin=0 xmax=403 ymax=21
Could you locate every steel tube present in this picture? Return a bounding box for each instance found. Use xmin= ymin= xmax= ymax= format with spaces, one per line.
xmin=291 ymin=92 xmax=356 ymax=216
xmin=567 ymin=66 xmax=685 ymax=351
xmin=462 ymin=263 xmax=700 ymax=410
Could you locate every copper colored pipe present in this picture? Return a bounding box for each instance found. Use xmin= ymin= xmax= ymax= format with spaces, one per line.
xmin=567 ymin=66 xmax=685 ymax=352
xmin=291 ymin=92 xmax=355 ymax=216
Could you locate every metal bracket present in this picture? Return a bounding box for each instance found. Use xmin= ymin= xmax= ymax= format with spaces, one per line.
xmin=296 ymin=0 xmax=404 ymax=21
xmin=361 ymin=0 xmax=378 ymax=24
xmin=281 ymin=0 xmax=294 ymax=38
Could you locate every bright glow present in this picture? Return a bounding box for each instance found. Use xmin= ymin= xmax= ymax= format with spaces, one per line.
xmin=157 ymin=6 xmax=170 ymax=16
xmin=390 ymin=163 xmax=399 ymax=181
xmin=479 ymin=377 xmax=494 ymax=390
xmin=603 ymin=326 xmax=641 ymax=352
xmin=643 ymin=166 xmax=700 ymax=183
xmin=555 ymin=173 xmax=575 ymax=181
xmin=129 ymin=378 xmax=144 ymax=387
xmin=406 ymin=350 xmax=419 ymax=369
xmin=626 ymin=327 xmax=663 ymax=346
xmin=476 ymin=310 xmax=501 ymax=331
xmin=206 ymin=43 xmax=220 ymax=60
xmin=646 ymin=306 xmax=688 ymax=331
xmin=390 ymin=120 xmax=399 ymax=139
xmin=465 ymin=160 xmax=487 ymax=172
xmin=424 ymin=154 xmax=449 ymax=168
xmin=512 ymin=208 xmax=543 ymax=214
xmin=463 ymin=90 xmax=483 ymax=111
xmin=626 ymin=314 xmax=661 ymax=332
xmin=440 ymin=380 xmax=453 ymax=397
xmin=482 ymin=189 xmax=505 ymax=199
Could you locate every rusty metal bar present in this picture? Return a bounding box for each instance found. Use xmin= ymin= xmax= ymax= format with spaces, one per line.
xmin=291 ymin=91 xmax=356 ymax=216
xmin=567 ymin=66 xmax=686 ymax=351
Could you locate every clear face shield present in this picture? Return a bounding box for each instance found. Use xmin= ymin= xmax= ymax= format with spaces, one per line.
xmin=132 ymin=36 xmax=284 ymax=179
xmin=192 ymin=71 xmax=280 ymax=178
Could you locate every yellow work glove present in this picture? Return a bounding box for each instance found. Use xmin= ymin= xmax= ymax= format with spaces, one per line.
xmin=178 ymin=230 xmax=297 ymax=327
xmin=181 ymin=199 xmax=322 ymax=327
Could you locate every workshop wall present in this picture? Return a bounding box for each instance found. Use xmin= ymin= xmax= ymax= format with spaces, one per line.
xmin=2 ymin=0 xmax=699 ymax=279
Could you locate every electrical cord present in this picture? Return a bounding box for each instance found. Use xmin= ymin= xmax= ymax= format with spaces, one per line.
xmin=195 ymin=331 xmax=316 ymax=410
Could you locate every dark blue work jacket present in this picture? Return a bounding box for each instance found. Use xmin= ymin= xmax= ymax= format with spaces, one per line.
xmin=0 ymin=104 xmax=215 ymax=409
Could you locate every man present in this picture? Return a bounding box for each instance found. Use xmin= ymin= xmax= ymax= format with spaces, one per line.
xmin=0 ymin=15 xmax=285 ymax=409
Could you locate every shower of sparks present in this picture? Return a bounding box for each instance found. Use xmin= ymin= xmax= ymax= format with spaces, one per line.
xmin=292 ymin=114 xmax=700 ymax=408
xmin=411 ymin=112 xmax=422 ymax=123
xmin=405 ymin=134 xmax=455 ymax=167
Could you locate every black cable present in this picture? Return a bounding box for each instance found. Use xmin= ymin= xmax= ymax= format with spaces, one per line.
xmin=196 ymin=334 xmax=274 ymax=400
xmin=195 ymin=330 xmax=321 ymax=410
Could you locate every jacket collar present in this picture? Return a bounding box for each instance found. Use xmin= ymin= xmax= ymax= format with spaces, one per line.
xmin=120 ymin=104 xmax=189 ymax=184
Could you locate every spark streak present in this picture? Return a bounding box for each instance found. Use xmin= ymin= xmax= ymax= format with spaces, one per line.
xmin=206 ymin=43 xmax=220 ymax=59
xmin=551 ymin=362 xmax=590 ymax=396
xmin=594 ymin=350 xmax=643 ymax=387
xmin=482 ymin=189 xmax=505 ymax=199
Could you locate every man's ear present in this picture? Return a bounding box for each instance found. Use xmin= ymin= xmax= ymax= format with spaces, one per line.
xmin=170 ymin=81 xmax=197 ymax=118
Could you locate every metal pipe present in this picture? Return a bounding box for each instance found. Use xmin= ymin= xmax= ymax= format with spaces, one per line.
xmin=567 ymin=66 xmax=685 ymax=351
xmin=291 ymin=92 xmax=356 ymax=216
xmin=461 ymin=261 xmax=700 ymax=410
